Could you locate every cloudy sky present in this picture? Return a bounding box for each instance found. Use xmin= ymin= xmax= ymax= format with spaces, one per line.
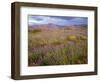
xmin=28 ymin=15 xmax=88 ymax=26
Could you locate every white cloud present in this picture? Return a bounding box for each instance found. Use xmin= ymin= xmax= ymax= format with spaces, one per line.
xmin=28 ymin=16 xmax=87 ymax=26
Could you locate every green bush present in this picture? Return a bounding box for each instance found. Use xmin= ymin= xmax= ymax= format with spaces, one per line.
xmin=32 ymin=29 xmax=42 ymax=34
xmin=28 ymin=51 xmax=44 ymax=65
xmin=42 ymin=48 xmax=69 ymax=65
xmin=51 ymin=40 xmax=62 ymax=45
xmin=68 ymin=42 xmax=87 ymax=64
xmin=28 ymin=41 xmax=87 ymax=66
xmin=67 ymin=35 xmax=77 ymax=42
xmin=80 ymin=36 xmax=87 ymax=40
xmin=70 ymin=53 xmax=87 ymax=64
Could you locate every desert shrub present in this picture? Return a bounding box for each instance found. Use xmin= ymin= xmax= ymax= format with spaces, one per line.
xmin=28 ymin=51 xmax=44 ymax=65
xmin=67 ymin=35 xmax=77 ymax=42
xmin=28 ymin=28 xmax=87 ymax=66
xmin=31 ymin=38 xmax=62 ymax=47
xmin=29 ymin=38 xmax=87 ymax=66
xmin=42 ymin=48 xmax=69 ymax=65
xmin=68 ymin=42 xmax=87 ymax=64
xmin=70 ymin=53 xmax=87 ymax=64
xmin=28 ymin=53 xmax=39 ymax=64
xmin=30 ymin=38 xmax=48 ymax=47
xmin=40 ymin=39 xmax=48 ymax=45
xmin=80 ymin=36 xmax=87 ymax=40
xmin=66 ymin=27 xmax=72 ymax=30
xmin=51 ymin=40 xmax=62 ymax=45
xmin=32 ymin=29 xmax=42 ymax=34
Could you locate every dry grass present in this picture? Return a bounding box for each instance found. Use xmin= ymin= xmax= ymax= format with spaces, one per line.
xmin=28 ymin=26 xmax=87 ymax=66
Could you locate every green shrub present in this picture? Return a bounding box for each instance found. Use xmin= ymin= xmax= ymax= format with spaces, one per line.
xmin=51 ymin=40 xmax=62 ymax=45
xmin=28 ymin=51 xmax=44 ymax=65
xmin=42 ymin=48 xmax=69 ymax=65
xmin=32 ymin=29 xmax=42 ymax=34
xmin=68 ymin=42 xmax=87 ymax=64
xmin=30 ymin=38 xmax=48 ymax=47
xmin=67 ymin=35 xmax=77 ymax=42
xmin=70 ymin=53 xmax=87 ymax=64
xmin=80 ymin=36 xmax=87 ymax=40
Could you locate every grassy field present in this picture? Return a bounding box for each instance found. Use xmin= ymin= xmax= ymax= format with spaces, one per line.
xmin=28 ymin=25 xmax=87 ymax=66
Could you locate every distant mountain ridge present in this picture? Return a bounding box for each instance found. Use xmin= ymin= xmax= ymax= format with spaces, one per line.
xmin=29 ymin=23 xmax=87 ymax=28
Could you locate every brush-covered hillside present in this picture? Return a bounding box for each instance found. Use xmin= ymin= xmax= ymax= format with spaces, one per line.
xmin=28 ymin=24 xmax=87 ymax=66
